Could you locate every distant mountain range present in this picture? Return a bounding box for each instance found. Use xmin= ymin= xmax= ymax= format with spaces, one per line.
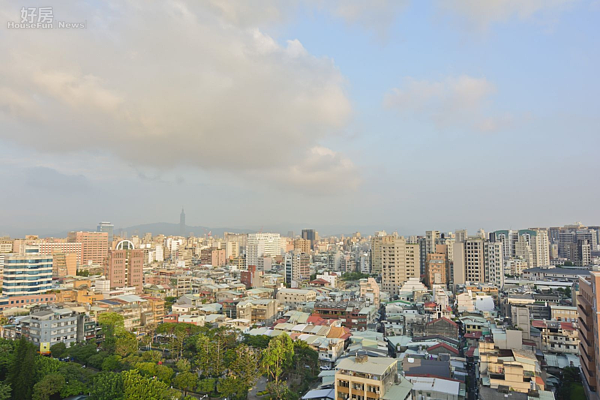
xmin=117 ymin=223 xmax=252 ymax=237
xmin=0 ymin=222 xmax=398 ymax=238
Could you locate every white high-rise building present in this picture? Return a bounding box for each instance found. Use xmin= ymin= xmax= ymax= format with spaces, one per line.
xmin=246 ymin=233 xmax=281 ymax=267
xmin=453 ymin=239 xmax=504 ymax=287
xmin=484 ymin=241 xmax=504 ymax=288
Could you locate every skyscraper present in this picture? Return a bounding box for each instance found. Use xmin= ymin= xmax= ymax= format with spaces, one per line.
xmin=97 ymin=222 xmax=114 ymax=244
xmin=301 ymin=229 xmax=316 ymax=250
xmin=179 ymin=208 xmax=186 ymax=237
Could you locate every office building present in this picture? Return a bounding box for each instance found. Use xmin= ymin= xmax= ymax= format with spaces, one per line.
xmin=301 ymin=229 xmax=317 ymax=250
xmin=105 ymin=245 xmax=144 ymax=293
xmin=97 ymin=222 xmax=114 ymax=244
xmin=1 ymin=249 xmax=52 ymax=297
xmin=246 ymin=233 xmax=281 ymax=267
xmin=68 ymin=231 xmax=108 ymax=265
xmin=36 ymin=241 xmax=82 ymax=267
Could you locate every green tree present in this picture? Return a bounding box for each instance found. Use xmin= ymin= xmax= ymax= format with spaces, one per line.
xmin=173 ymin=371 xmax=198 ymax=397
xmin=32 ymin=373 xmax=64 ymax=400
xmin=89 ymin=372 xmax=124 ymax=400
xmin=8 ymin=337 xmax=37 ymax=400
xmin=122 ymin=370 xmax=169 ymax=400
xmin=101 ymin=354 xmax=122 ymax=371
xmin=0 ymin=382 xmax=11 ymax=400
xmin=50 ymin=342 xmax=67 ymax=358
xmin=265 ymin=381 xmax=293 ymax=400
xmin=261 ymin=333 xmax=294 ymax=385
xmin=98 ymin=312 xmax=125 ymax=353
xmin=68 ymin=340 xmax=98 ymax=364
xmin=229 ymin=344 xmax=259 ymax=393
xmin=115 ymin=331 xmax=138 ymax=357
xmin=176 ymin=358 xmax=191 ymax=373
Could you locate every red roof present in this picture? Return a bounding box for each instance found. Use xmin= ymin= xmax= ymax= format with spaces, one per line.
xmin=428 ymin=342 xmax=459 ymax=355
xmin=531 ymin=320 xmax=546 ymax=328
xmin=309 ymin=278 xmax=329 ymax=285
xmin=561 ymin=322 xmax=576 ymax=331
xmin=427 ymin=317 xmax=458 ymax=328
xmin=466 ymin=346 xmax=477 ymax=358
xmin=424 ymin=302 xmax=437 ymax=308
xmin=464 ymin=331 xmax=483 ymax=339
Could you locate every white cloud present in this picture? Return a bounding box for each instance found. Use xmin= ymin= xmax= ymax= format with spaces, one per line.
xmin=264 ymin=146 xmax=361 ymax=195
xmin=0 ymin=1 xmax=355 ymax=194
xmin=439 ymin=0 xmax=577 ymax=29
xmin=384 ymin=75 xmax=509 ymax=132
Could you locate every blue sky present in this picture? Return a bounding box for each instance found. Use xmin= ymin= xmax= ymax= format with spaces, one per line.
xmin=0 ymin=1 xmax=598 ymax=236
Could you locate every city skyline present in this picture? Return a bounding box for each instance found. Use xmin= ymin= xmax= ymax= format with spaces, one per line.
xmin=1 ymin=1 xmax=599 ymax=234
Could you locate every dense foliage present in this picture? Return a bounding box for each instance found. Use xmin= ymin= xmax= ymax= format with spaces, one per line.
xmin=0 ymin=313 xmax=319 ymax=400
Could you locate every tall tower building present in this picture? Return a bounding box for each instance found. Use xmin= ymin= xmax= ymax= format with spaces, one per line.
xmin=301 ymin=229 xmax=316 ymax=250
xmin=179 ymin=208 xmax=186 ymax=237
xmin=97 ymin=222 xmax=114 ymax=244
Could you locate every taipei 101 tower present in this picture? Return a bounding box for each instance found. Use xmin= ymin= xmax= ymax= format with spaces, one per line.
xmin=180 ymin=208 xmax=186 ymax=237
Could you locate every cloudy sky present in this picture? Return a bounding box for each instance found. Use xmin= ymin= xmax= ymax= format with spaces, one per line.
xmin=1 ymin=0 xmax=599 ymax=236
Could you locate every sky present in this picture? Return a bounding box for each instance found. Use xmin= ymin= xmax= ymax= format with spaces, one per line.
xmin=0 ymin=0 xmax=599 ymax=237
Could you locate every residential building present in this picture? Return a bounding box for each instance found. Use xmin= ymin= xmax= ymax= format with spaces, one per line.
xmin=578 ymin=272 xmax=600 ymax=398
xmin=425 ymin=252 xmax=447 ymax=288
xmin=335 ymin=354 xmax=411 ymax=400
xmin=276 ymin=288 xmax=317 ymax=306
xmin=379 ymin=236 xmax=419 ymax=296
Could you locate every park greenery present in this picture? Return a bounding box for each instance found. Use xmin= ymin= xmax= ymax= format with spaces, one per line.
xmin=0 ymin=312 xmax=319 ymax=400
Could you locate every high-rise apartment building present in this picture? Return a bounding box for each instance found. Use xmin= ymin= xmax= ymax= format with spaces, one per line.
xmin=380 ymin=236 xmax=419 ymax=296
xmin=1 ymin=248 xmax=52 ymax=297
xmin=578 ymin=271 xmax=600 ymax=399
xmin=68 ymin=231 xmax=108 ymax=265
xmin=425 ymin=252 xmax=447 ymax=288
xmin=453 ymin=239 xmax=504 ymax=287
xmin=97 ymin=222 xmax=114 ymax=244
xmin=105 ymin=247 xmax=144 ymax=293
xmin=455 ymin=229 xmax=468 ymax=243
xmin=293 ymin=238 xmax=311 ymax=254
xmin=370 ymin=231 xmax=389 ymax=275
xmin=518 ymin=229 xmax=550 ymax=267
xmin=246 ymin=233 xmax=281 ymax=267
xmin=284 ymin=251 xmax=311 ymax=285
